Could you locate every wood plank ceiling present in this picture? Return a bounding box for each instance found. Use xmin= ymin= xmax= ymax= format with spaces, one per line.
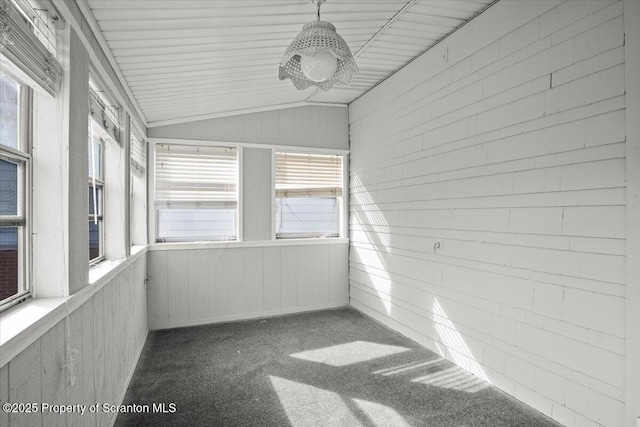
xmin=82 ymin=0 xmax=495 ymax=127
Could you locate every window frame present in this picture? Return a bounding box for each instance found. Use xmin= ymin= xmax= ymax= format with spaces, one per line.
xmin=88 ymin=128 xmax=105 ymax=265
xmin=271 ymin=149 xmax=348 ymax=240
xmin=88 ymin=68 xmax=123 ymax=265
xmin=129 ymin=122 xmax=147 ymax=247
xmin=151 ymin=140 xmax=242 ymax=243
xmin=0 ymin=71 xmax=32 ymax=311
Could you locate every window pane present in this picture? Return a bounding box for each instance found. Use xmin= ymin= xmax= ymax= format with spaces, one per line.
xmin=130 ymin=129 xmax=145 ymax=175
xmin=0 ymin=159 xmax=18 ymax=215
xmin=275 ymin=152 xmax=342 ymax=198
xmin=0 ymin=227 xmax=19 ymax=301
xmin=0 ymin=71 xmax=19 ymax=149
xmin=157 ymin=209 xmax=236 ymax=241
xmin=89 ymin=220 xmax=101 ymax=261
xmin=88 ymin=185 xmax=102 ymax=216
xmin=155 ymin=145 xmax=237 ymax=205
xmin=88 ymin=134 xmax=102 ymax=180
xmin=276 ymin=198 xmax=339 ymax=237
xmin=155 ymin=144 xmax=238 ymax=242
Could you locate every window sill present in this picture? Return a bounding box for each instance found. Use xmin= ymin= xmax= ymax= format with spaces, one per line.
xmin=0 ymin=296 xmax=71 ymax=368
xmin=149 ymin=237 xmax=349 ymax=251
xmin=0 ymin=246 xmax=148 ymax=368
xmin=88 ymin=246 xmax=147 ymax=286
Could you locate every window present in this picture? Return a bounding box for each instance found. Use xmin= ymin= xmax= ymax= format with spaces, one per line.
xmin=130 ymin=124 xmax=146 ymax=246
xmin=88 ymin=75 xmax=121 ymax=263
xmin=155 ymin=144 xmax=238 ymax=242
xmin=275 ymin=152 xmax=344 ymax=239
xmin=88 ymin=123 xmax=104 ymax=263
xmin=0 ymin=0 xmax=62 ymax=97
xmin=0 ymin=0 xmax=62 ymax=309
xmin=0 ymin=70 xmax=31 ymax=309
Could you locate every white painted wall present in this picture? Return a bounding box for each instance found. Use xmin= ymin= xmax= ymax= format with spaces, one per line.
xmin=147 ymin=105 xmax=350 ymax=328
xmin=243 ymin=147 xmax=273 ymax=241
xmin=148 ymin=105 xmax=349 ymax=150
xmin=623 ymin=2 xmax=640 ymax=426
xmin=0 ymin=254 xmax=148 ymax=427
xmin=349 ymin=1 xmax=628 ymax=426
xmin=147 ymin=242 xmax=348 ymax=330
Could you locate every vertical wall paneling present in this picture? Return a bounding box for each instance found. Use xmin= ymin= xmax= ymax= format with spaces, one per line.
xmin=312 ymin=244 xmax=330 ymax=304
xmin=8 ymin=341 xmax=41 ymax=426
xmin=328 ymin=242 xmax=349 ymax=304
xmin=349 ymin=1 xmax=628 ymax=426
xmin=64 ymin=311 xmax=83 ymax=427
xmin=167 ymin=251 xmax=190 ymax=327
xmin=280 ymin=245 xmax=299 ymax=310
xmin=41 ymin=322 xmax=66 ymax=427
xmin=0 ymin=363 xmax=8 ymax=427
xmin=2 ymin=255 xmax=148 ymax=427
xmin=147 ymin=242 xmax=349 ymax=330
xmin=263 ymin=246 xmax=282 ymax=312
xmin=80 ymin=303 xmax=97 ymax=427
xmin=147 ymin=249 xmax=168 ymax=327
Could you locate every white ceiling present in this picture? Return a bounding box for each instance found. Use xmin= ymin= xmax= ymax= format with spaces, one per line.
xmin=82 ymin=0 xmax=495 ymax=127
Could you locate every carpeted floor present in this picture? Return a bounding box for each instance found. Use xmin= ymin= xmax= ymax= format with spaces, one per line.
xmin=116 ymin=308 xmax=562 ymax=427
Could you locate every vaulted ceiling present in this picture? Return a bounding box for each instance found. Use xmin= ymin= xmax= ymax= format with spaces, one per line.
xmin=81 ymin=0 xmax=495 ymax=127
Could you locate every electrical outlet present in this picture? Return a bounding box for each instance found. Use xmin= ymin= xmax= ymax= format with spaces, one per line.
xmin=442 ymin=48 xmax=449 ymax=63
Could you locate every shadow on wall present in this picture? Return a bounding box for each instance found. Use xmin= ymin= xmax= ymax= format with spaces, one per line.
xmin=351 ymin=174 xmax=393 ymax=313
xmin=432 ymin=298 xmax=489 ymax=385
xmin=350 ymin=174 xmax=489 ymax=387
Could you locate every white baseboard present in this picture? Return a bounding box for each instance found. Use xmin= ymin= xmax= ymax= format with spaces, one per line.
xmin=150 ymin=302 xmax=348 ymax=331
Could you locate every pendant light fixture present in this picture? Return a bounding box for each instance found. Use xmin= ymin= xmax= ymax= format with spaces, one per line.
xmin=279 ymin=0 xmax=357 ymax=91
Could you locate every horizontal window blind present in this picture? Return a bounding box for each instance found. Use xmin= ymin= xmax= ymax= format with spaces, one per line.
xmin=275 ymin=152 xmax=342 ymax=198
xmin=89 ymin=87 xmax=120 ymax=144
xmin=0 ymin=0 xmax=62 ymax=96
xmin=155 ymin=144 xmax=237 ymax=209
xmin=130 ymin=128 xmax=146 ymax=176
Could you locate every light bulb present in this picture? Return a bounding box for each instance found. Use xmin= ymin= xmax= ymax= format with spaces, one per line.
xmin=300 ymin=51 xmax=338 ymax=82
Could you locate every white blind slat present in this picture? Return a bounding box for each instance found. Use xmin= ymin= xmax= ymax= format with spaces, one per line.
xmin=0 ymin=0 xmax=62 ymax=96
xmin=130 ymin=128 xmax=146 ymax=175
xmin=275 ymin=152 xmax=342 ymax=198
xmin=89 ymin=88 xmax=120 ymax=143
xmin=155 ymin=144 xmax=238 ymax=208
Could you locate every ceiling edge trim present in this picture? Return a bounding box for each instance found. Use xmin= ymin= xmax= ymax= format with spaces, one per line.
xmin=147 ymin=101 xmax=348 ymax=129
xmin=74 ymin=0 xmax=149 ymax=129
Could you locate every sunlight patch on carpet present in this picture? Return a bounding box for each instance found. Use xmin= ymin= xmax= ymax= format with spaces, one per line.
xmin=353 ymin=398 xmax=412 ymax=427
xmin=269 ymin=376 xmax=363 ymax=427
xmin=290 ymin=340 xmax=410 ymax=367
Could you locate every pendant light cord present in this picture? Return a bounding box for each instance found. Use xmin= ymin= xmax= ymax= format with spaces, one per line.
xmin=315 ymin=0 xmax=324 ymax=21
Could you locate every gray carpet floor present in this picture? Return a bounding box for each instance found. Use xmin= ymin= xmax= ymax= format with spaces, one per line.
xmin=116 ymin=308 xmax=562 ymax=426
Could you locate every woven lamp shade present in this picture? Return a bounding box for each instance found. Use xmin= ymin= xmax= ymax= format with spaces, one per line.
xmin=279 ymin=20 xmax=357 ymax=91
